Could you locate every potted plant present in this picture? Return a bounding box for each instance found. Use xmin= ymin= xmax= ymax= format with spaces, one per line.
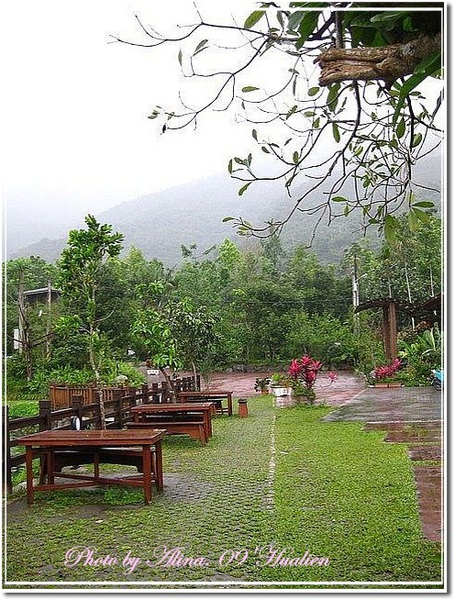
xmin=254 ymin=377 xmax=271 ymax=395
xmin=288 ymin=355 xmax=323 ymax=405
xmin=269 ymin=373 xmax=290 ymax=397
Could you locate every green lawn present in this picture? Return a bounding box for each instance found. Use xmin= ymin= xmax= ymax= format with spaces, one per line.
xmin=4 ymin=397 xmax=442 ymax=589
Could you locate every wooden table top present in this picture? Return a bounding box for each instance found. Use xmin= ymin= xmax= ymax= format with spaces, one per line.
xmin=176 ymin=390 xmax=233 ymax=397
xmin=17 ymin=429 xmax=167 ymax=447
xmin=131 ymin=403 xmax=214 ymax=412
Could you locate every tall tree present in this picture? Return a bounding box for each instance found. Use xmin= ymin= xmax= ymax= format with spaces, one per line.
xmin=56 ymin=215 xmax=124 ymax=428
xmin=4 ymin=256 xmax=58 ymax=375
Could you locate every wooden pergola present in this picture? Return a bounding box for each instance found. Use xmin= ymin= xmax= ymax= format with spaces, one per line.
xmin=355 ymin=294 xmax=442 ymax=361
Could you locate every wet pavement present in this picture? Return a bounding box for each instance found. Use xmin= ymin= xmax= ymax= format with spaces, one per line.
xmin=321 ymin=385 xmax=443 ymax=422
xmin=208 ymin=370 xmax=366 ymax=407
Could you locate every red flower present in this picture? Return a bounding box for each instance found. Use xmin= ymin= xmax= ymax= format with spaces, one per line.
xmin=374 ymin=359 xmax=402 ymax=380
xmin=288 ymin=355 xmax=323 ymax=390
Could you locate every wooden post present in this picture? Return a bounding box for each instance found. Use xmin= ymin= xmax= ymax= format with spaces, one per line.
xmin=382 ymin=301 xmax=398 ymax=361
xmin=71 ymin=396 xmax=84 ymax=424
xmin=382 ymin=305 xmax=391 ymax=362
xmin=113 ymin=390 xmax=122 ymax=428
xmin=150 ymin=383 xmax=159 ymax=404
xmin=140 ymin=384 xmax=148 ymax=404
xmin=388 ymin=301 xmax=398 ymax=360
xmin=39 ymin=400 xmax=52 ymax=431
xmin=3 ymin=405 xmax=12 ymax=493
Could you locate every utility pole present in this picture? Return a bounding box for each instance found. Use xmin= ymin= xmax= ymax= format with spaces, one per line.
xmin=352 ymin=255 xmax=360 ymax=335
xmin=46 ymin=280 xmax=52 ymax=360
xmin=17 ymin=279 xmax=25 ymax=355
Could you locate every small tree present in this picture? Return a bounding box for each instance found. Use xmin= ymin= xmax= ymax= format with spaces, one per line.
xmin=57 ymin=215 xmax=124 ymax=428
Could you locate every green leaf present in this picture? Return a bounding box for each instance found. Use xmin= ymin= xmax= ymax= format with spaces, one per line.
xmin=287 ymin=11 xmax=306 ymax=31
xmin=332 ymin=196 xmax=347 ymax=203
xmin=261 ymin=146 xmax=270 ymax=153
xmin=297 ymin=11 xmax=321 ymax=45
xmin=194 ymin=39 xmax=208 ymax=55
xmin=222 ymin=216 xmax=235 ymax=222
xmin=332 ymin=123 xmax=341 ymax=143
xmin=392 ymin=51 xmax=441 ymax=125
xmin=308 ymin=86 xmax=319 ymax=97
xmin=414 ymin=51 xmax=441 ymax=76
xmin=178 ymin=49 xmax=183 ymax=66
xmin=408 ymin=208 xmax=419 ymax=232
xmin=412 ymin=207 xmax=431 ymax=223
xmin=384 ymin=214 xmax=398 ymax=244
xmin=286 ymin=105 xmax=298 ymax=119
xmin=238 ymin=182 xmax=252 ymax=196
xmin=242 ymin=86 xmax=259 ymax=93
xmin=396 ymin=118 xmax=406 ymax=139
xmin=227 ymin=159 xmax=233 ymax=174
xmin=327 ymin=83 xmax=340 ymax=113
xmin=244 ymin=10 xmax=265 ymax=29
xmin=252 ymin=129 xmax=258 ymax=141
xmin=411 ymin=133 xmax=422 ymax=148
xmin=413 ymin=201 xmax=435 ymax=208
xmin=293 ymin=151 xmax=299 ymax=164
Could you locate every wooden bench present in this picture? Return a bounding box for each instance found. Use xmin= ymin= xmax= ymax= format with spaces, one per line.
xmin=126 ymin=420 xmax=207 ymax=445
xmin=176 ymin=391 xmax=233 ymax=416
xmin=38 ymin=446 xmax=161 ymax=489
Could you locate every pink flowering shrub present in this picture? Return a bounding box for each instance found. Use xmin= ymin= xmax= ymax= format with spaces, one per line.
xmin=373 ymin=358 xmax=402 ymax=381
xmin=288 ymin=355 xmax=323 ymax=404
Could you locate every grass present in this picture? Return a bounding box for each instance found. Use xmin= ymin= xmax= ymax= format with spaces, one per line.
xmin=4 ymin=397 xmax=442 ymax=589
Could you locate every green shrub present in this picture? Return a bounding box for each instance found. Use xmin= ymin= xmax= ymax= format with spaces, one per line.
xmin=100 ymin=360 xmax=146 ymax=387
xmin=7 ymin=400 xmax=39 ymax=419
xmin=287 ymin=312 xmax=383 ymax=370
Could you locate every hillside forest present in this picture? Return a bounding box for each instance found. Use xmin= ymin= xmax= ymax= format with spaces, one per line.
xmin=4 ymin=212 xmax=442 ymax=402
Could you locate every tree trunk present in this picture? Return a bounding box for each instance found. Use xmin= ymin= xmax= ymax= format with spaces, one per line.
xmin=88 ymin=326 xmax=106 ymax=429
xmin=160 ymin=367 xmax=175 ymax=402
xmin=317 ymin=34 xmax=440 ymax=86
xmin=191 ymin=361 xmax=198 ymax=391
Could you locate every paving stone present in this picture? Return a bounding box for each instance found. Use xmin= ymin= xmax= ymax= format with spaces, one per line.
xmin=408 ymin=446 xmax=442 ymax=461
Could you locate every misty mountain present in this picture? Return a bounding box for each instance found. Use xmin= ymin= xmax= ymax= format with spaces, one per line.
xmin=6 ymin=151 xmax=441 ymax=266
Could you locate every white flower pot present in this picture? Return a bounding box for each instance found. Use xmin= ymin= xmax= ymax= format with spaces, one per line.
xmin=272 ymin=386 xmax=288 ymax=397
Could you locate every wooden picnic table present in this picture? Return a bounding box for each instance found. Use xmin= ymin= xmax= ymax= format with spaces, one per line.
xmin=176 ymin=390 xmax=233 ymax=416
xmin=130 ymin=402 xmax=214 ymax=441
xmin=16 ymin=428 xmax=166 ymax=505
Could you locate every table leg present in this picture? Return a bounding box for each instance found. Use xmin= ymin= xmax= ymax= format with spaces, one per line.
xmin=227 ymin=393 xmax=233 ymax=416
xmin=48 ymin=450 xmax=55 ymax=484
xmin=155 ymin=440 xmax=164 ymax=491
xmin=25 ymin=447 xmax=34 ymax=506
xmin=142 ymin=445 xmax=152 ymax=503
xmin=94 ymin=450 xmax=100 ymax=481
xmin=205 ymin=412 xmax=212 ymax=437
